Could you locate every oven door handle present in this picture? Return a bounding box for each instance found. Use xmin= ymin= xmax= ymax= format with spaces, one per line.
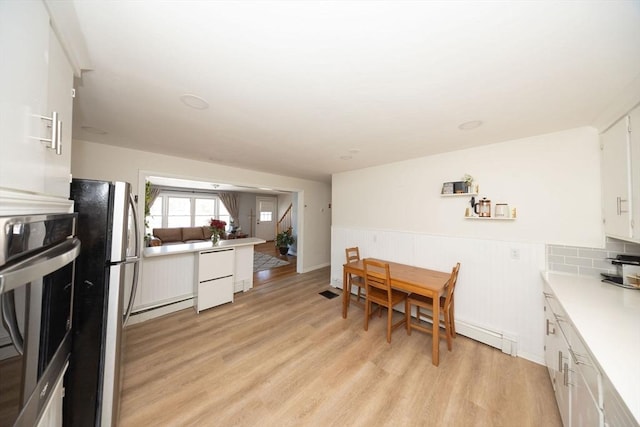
xmin=0 ymin=238 xmax=81 ymax=294
xmin=1 ymin=290 xmax=23 ymax=355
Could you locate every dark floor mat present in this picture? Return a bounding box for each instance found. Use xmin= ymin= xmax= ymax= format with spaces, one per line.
xmin=319 ymin=290 xmax=339 ymax=299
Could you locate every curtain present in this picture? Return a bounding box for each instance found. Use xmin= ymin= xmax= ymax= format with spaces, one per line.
xmin=146 ymin=184 xmax=161 ymax=216
xmin=218 ymin=192 xmax=240 ymax=224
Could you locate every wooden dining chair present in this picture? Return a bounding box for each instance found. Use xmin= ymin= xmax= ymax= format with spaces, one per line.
xmin=363 ymin=259 xmax=408 ymax=343
xmin=405 ymin=262 xmax=461 ymax=351
xmin=345 ymin=247 xmax=366 ymax=303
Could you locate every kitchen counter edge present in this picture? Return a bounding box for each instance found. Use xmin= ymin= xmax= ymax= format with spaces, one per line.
xmin=143 ymin=238 xmax=267 ymax=258
xmin=541 ymin=271 xmax=640 ymax=424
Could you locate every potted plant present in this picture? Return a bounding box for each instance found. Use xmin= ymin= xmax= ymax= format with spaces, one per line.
xmin=275 ymin=229 xmax=295 ymax=255
xmin=462 ymin=173 xmax=474 ymax=193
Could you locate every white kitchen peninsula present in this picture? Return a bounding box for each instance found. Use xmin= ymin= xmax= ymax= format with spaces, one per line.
xmin=130 ymin=238 xmax=265 ymax=324
xmin=542 ymin=271 xmax=640 ymax=426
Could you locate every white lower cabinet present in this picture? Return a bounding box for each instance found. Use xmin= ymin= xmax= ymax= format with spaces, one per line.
xmin=603 ymin=377 xmax=638 ymax=427
xmin=544 ymin=286 xmax=604 ymax=426
xmin=233 ymin=245 xmax=254 ymax=292
xmin=544 ymin=295 xmax=572 ymax=425
xmin=195 ymin=248 xmax=235 ymax=313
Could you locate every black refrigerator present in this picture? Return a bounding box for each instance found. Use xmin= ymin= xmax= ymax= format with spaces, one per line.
xmin=65 ymin=179 xmax=140 ymax=426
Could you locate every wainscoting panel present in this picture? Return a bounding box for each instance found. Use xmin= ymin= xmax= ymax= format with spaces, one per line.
xmin=331 ymin=227 xmax=546 ymax=363
xmin=135 ymin=253 xmax=195 ymax=313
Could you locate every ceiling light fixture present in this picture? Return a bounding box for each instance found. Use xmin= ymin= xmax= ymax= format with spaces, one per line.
xmin=180 ymin=94 xmax=209 ymax=110
xmin=458 ymin=120 xmax=483 ymax=131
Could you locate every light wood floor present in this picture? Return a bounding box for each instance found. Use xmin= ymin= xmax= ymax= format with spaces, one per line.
xmin=252 ymin=242 xmax=297 ymax=287
xmin=119 ymin=266 xmax=561 ymax=427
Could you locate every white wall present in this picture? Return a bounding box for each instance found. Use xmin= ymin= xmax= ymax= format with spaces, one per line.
xmin=331 ymin=126 xmax=602 ymax=364
xmin=333 ymin=126 xmax=602 ymax=246
xmin=71 ymin=139 xmax=332 ymax=272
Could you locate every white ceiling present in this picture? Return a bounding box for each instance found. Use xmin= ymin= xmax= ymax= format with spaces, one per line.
xmin=65 ymin=1 xmax=640 ymax=183
xmin=147 ymin=175 xmax=289 ymax=195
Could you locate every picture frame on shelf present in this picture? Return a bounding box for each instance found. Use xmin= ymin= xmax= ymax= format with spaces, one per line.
xmin=453 ymin=181 xmax=468 ymax=194
xmin=441 ymin=182 xmax=454 ymax=194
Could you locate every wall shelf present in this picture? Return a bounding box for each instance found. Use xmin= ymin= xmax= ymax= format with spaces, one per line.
xmin=464 ymin=216 xmax=516 ymax=221
xmin=441 ymin=193 xmax=477 ymax=197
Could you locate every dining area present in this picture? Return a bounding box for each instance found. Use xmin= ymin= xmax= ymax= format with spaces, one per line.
xmin=342 ymin=246 xmax=461 ymax=367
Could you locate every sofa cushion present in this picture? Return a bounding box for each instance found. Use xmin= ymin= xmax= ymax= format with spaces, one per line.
xmin=202 ymin=227 xmax=213 ymax=239
xmin=182 ymin=227 xmax=205 ymax=241
xmin=153 ymin=227 xmax=183 ymax=243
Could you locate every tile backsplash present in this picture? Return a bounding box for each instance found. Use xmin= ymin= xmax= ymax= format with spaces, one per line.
xmin=547 ymin=237 xmax=640 ymax=278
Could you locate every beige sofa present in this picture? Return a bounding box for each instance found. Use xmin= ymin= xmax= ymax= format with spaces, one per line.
xmin=151 ymin=226 xmax=222 ymax=246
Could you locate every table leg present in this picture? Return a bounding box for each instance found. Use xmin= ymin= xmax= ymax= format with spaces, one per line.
xmin=342 ymin=267 xmax=349 ymax=319
xmin=432 ymin=291 xmax=440 ymax=366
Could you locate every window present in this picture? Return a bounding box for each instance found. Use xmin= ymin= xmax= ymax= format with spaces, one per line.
xmin=148 ymin=197 xmax=163 ymax=231
xmin=167 ymin=197 xmax=191 ymax=227
xmin=259 ymin=211 xmax=272 ymax=222
xmin=147 ymin=192 xmax=229 ymax=233
xmin=195 ymin=198 xmax=215 ymax=227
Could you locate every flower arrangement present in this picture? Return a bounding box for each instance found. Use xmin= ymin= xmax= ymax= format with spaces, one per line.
xmin=209 ymin=218 xmax=227 ymax=236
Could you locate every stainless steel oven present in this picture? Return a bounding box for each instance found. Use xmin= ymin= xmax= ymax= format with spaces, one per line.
xmin=0 ymin=213 xmax=80 ymax=427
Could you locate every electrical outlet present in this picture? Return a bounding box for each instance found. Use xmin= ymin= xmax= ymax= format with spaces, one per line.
xmin=510 ymin=248 xmax=520 ymax=260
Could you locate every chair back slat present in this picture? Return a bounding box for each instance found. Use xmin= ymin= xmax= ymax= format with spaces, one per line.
xmin=363 ymin=258 xmax=392 ymax=299
xmin=443 ymin=262 xmax=461 ymax=310
xmin=345 ymin=247 xmax=360 ymax=263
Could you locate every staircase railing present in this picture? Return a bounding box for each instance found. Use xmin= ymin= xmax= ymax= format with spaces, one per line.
xmin=277 ymin=203 xmax=293 ymax=235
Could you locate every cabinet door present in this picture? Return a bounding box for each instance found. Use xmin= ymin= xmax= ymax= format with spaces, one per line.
xmin=601 ymin=117 xmax=632 ymax=239
xmin=196 ymin=276 xmax=234 ymax=313
xmin=233 ymin=245 xmax=254 ymax=292
xmin=45 ymin=28 xmax=74 ymax=198
xmin=199 ymin=249 xmax=235 ymax=281
xmin=572 ymin=368 xmax=603 ymax=427
xmin=0 ymin=1 xmax=50 ymax=195
xmin=630 ymin=106 xmax=640 ymax=240
xmin=544 ymin=299 xmax=560 ymax=385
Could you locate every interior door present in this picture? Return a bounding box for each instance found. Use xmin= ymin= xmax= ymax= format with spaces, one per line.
xmin=256 ymin=197 xmax=276 ymax=241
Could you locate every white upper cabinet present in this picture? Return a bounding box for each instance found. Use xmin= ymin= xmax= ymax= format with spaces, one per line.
xmin=629 ymin=106 xmax=640 ymax=241
xmin=601 ymin=115 xmax=633 ymax=240
xmin=0 ymin=1 xmax=74 ymax=200
xmin=45 ymin=27 xmax=74 ymax=198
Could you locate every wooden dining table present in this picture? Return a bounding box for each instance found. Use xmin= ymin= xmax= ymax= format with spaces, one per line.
xmin=342 ymin=258 xmax=452 ymax=366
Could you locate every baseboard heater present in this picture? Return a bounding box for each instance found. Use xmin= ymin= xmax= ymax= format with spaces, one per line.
xmin=128 ymin=296 xmax=194 ymax=325
xmin=326 ymin=284 xmax=519 ymax=356
xmin=400 ymin=305 xmax=519 ymax=357
xmin=455 ymin=320 xmax=518 ymax=356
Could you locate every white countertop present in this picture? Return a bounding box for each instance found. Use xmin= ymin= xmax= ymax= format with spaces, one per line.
xmin=542 ymin=271 xmax=640 ymax=423
xmin=143 ymin=237 xmax=266 ymax=258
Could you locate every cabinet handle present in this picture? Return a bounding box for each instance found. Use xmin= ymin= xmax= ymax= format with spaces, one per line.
xmin=617 ymin=197 xmax=629 ymax=215
xmin=569 ymin=348 xmax=593 ymax=367
xmin=546 ymin=318 xmax=555 ymax=335
xmin=563 ymin=363 xmax=574 ymax=387
xmin=37 ymin=112 xmax=61 ymax=155
xmin=55 ymin=120 xmax=62 ymax=155
xmin=558 ymin=350 xmax=563 ymax=372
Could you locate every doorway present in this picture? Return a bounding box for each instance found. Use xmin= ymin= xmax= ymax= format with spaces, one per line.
xmin=255 ymin=196 xmax=276 ymax=241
